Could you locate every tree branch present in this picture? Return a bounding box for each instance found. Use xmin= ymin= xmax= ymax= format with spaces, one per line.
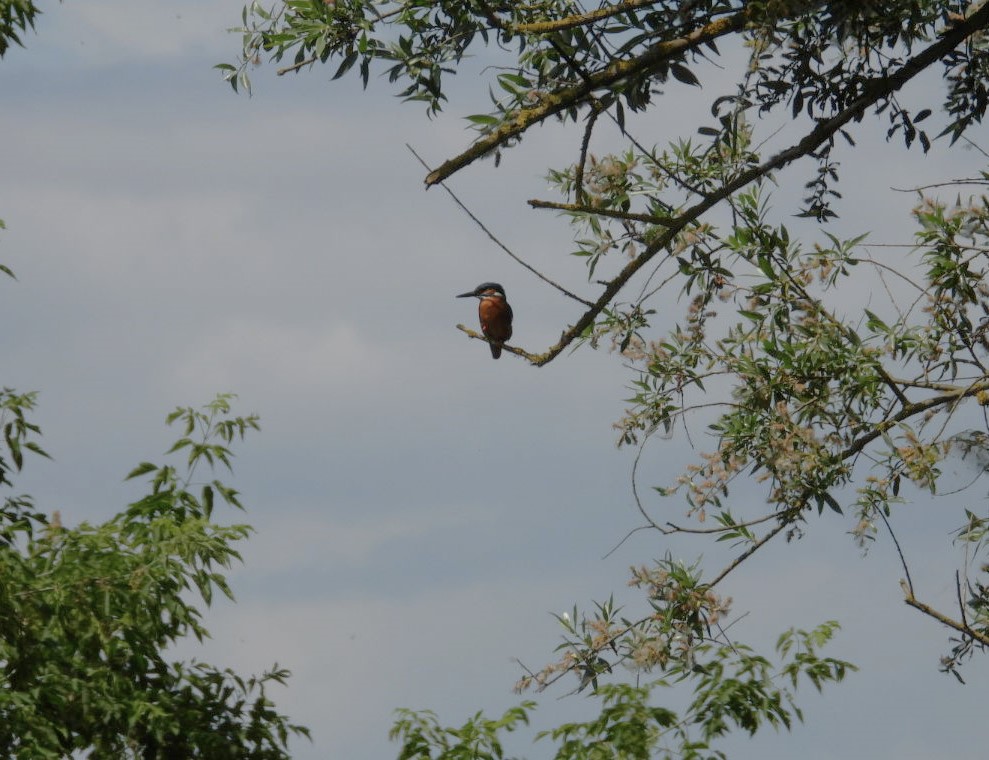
xmin=528 ymin=198 xmax=675 ymax=226
xmin=876 ymin=501 xmax=914 ymax=597
xmin=903 ymin=592 xmax=989 ymax=648
xmin=708 ymin=521 xmax=788 ymax=589
xmin=455 ymin=324 xmax=544 ymax=362
xmin=408 ymin=144 xmax=594 ymax=308
xmin=837 ymin=380 xmax=989 ymax=464
xmin=522 ymin=3 xmax=989 ymax=366
xmin=424 ymin=9 xmax=749 ymax=187
xmin=513 ymin=0 xmax=667 ymax=35
xmin=665 ymin=511 xmax=784 ymax=535
xmin=277 ymin=57 xmax=317 ymax=76
xmin=479 ymin=0 xmax=667 ymax=35
xmin=574 ymin=104 xmax=602 ymax=204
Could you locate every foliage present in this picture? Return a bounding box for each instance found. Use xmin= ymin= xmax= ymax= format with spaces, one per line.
xmin=0 ymin=393 xmax=309 ymax=758
xmin=391 ymin=702 xmax=534 ymax=760
xmin=391 ymin=616 xmax=852 ymax=759
xmin=0 ymin=0 xmax=43 ymax=58
xmin=228 ymin=0 xmax=989 ymax=756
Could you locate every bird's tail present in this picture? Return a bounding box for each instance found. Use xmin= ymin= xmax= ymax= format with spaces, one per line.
xmin=489 ymin=342 xmax=502 ymax=359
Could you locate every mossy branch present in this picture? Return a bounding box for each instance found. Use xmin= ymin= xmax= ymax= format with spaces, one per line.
xmin=424 ymin=10 xmax=749 ymax=187
xmin=526 ymin=3 xmax=989 ymax=366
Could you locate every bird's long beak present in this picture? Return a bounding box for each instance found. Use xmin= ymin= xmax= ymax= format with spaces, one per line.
xmin=456 ymin=290 xmax=476 ymax=299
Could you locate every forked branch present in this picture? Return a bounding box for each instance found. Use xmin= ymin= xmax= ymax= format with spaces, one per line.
xmin=521 ymin=4 xmax=989 ymax=366
xmin=424 ymin=9 xmax=750 ymax=187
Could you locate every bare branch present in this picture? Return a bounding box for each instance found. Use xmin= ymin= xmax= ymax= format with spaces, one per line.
xmin=891 ymin=177 xmax=989 ymax=192
xmin=601 ymin=524 xmax=658 ymax=559
xmin=665 ymin=511 xmax=783 ymax=535
xmin=956 ymin=569 xmax=969 ymax=631
xmin=876 ymin=502 xmax=914 ymax=597
xmin=574 ymin=104 xmax=602 ymax=204
xmin=455 ymin=324 xmax=544 ymax=362
xmin=708 ymin=521 xmax=788 ymax=589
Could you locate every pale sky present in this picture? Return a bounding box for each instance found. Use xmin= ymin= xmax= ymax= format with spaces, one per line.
xmin=2 ymin=3 xmax=988 ymax=759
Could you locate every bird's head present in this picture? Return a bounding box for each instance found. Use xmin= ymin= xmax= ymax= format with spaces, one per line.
xmin=456 ymin=282 xmax=506 ymax=300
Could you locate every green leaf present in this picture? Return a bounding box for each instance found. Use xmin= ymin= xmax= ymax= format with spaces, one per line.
xmin=167 ymin=437 xmax=193 ymax=454
xmin=670 ymin=62 xmax=700 ymax=87
xmin=125 ymin=462 xmax=159 ymax=480
xmin=332 ymin=50 xmax=358 ymax=80
xmin=756 ymin=255 xmax=775 ymax=279
xmin=864 ymin=309 xmax=887 ymax=332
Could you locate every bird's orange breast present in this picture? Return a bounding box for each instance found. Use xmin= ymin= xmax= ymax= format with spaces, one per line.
xmin=479 ymin=297 xmax=513 ymax=343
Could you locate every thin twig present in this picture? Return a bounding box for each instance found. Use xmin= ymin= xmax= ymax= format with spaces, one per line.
xmin=962 ymin=135 xmax=989 ymax=160
xmin=407 ymin=144 xmax=594 ymax=308
xmin=890 ymin=178 xmax=989 ymax=192
xmin=665 ymin=511 xmax=782 ymax=535
xmin=602 ymin=524 xmax=658 ymax=559
xmin=707 ymin=521 xmax=787 ymax=589
xmin=956 ymin=569 xmax=969 ymax=630
xmin=630 ymin=428 xmax=666 ymax=533
xmin=528 ymin=198 xmax=675 ymax=226
xmin=277 ymin=57 xmax=317 ymax=76
xmin=856 ymin=254 xmax=927 ymax=294
xmin=575 ymin=104 xmax=602 ymax=204
xmin=875 ymin=502 xmax=913 ymax=596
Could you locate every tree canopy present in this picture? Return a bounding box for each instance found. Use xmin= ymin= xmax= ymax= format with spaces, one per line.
xmin=0 ymin=393 xmax=309 ymax=757
xmin=226 ymin=0 xmax=989 ymax=755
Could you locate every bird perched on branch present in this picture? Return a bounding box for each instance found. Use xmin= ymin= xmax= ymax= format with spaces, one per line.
xmin=457 ymin=282 xmax=513 ymax=359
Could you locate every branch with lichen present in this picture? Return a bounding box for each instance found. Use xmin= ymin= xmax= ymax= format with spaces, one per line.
xmin=482 ymin=0 xmax=671 ymax=35
xmin=424 ymin=9 xmax=750 ymax=187
xmin=903 ymin=591 xmax=989 ymax=648
xmin=517 ymin=2 xmax=989 ymax=367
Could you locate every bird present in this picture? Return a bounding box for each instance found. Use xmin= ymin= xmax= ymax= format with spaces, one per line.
xmin=456 ymin=282 xmax=513 ymax=359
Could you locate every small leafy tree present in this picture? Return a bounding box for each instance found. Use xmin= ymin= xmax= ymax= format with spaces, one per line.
xmin=0 ymin=392 xmax=309 ymax=758
xmin=227 ymin=0 xmax=989 ymax=755
xmin=392 ymin=617 xmax=852 ymax=760
xmin=1 ymin=7 xmax=307 ymax=757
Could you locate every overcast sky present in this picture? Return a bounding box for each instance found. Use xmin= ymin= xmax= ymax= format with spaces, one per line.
xmin=2 ymin=3 xmax=989 ymax=759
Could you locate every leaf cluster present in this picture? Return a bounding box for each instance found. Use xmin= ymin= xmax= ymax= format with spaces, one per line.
xmin=0 ymin=394 xmax=309 ymax=758
xmin=392 ymin=591 xmax=854 ymax=759
xmin=0 ymin=0 xmax=41 ymax=58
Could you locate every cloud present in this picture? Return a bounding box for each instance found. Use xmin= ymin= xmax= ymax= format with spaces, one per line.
xmin=170 ymin=318 xmax=384 ymax=399
xmin=37 ymin=2 xmax=234 ymax=66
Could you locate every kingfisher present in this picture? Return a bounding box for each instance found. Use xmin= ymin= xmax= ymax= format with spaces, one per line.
xmin=457 ymin=282 xmax=513 ymax=359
